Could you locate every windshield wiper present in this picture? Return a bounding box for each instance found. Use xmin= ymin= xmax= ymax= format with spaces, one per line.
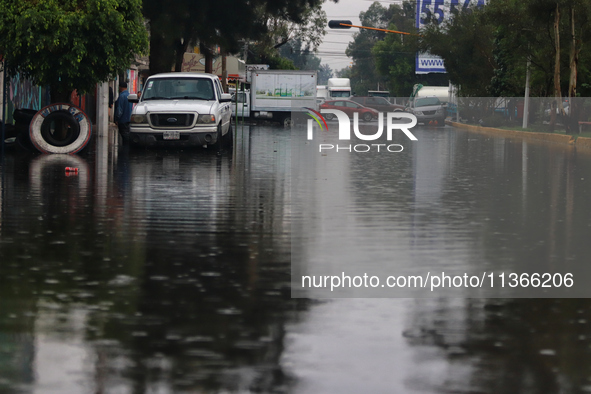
xmin=144 ymin=96 xmax=172 ymax=100
xmin=170 ymin=96 xmax=211 ymax=100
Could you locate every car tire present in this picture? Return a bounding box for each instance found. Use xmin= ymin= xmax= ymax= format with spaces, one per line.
xmin=282 ymin=116 xmax=292 ymax=128
xmin=29 ymin=104 xmax=91 ymax=154
xmin=223 ymin=122 xmax=233 ymax=148
xmin=436 ymin=118 xmax=446 ymax=127
xmin=363 ymin=112 xmax=373 ymax=122
xmin=324 ymin=113 xmax=334 ymax=121
xmin=214 ymin=123 xmax=224 ymax=151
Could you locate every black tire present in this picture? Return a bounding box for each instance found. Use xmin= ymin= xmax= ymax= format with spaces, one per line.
xmin=215 ymin=123 xmax=223 ymax=151
xmin=436 ymin=118 xmax=446 ymax=128
xmin=324 ymin=113 xmax=334 ymax=121
xmin=223 ymin=122 xmax=234 ymax=148
xmin=40 ymin=111 xmax=81 ymax=146
xmin=363 ymin=112 xmax=373 ymax=122
xmin=282 ymin=116 xmax=292 ymax=128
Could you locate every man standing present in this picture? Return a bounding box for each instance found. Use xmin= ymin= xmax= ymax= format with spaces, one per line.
xmin=114 ymin=81 xmax=132 ymax=143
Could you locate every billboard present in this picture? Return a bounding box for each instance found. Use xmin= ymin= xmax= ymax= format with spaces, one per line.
xmin=415 ymin=0 xmax=485 ymax=74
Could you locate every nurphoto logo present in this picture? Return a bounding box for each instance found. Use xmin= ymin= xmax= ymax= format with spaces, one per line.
xmin=305 ymin=108 xmax=418 ymax=153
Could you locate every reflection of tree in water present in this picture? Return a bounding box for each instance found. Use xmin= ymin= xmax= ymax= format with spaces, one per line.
xmin=404 ymin=298 xmax=591 ymax=393
xmin=0 ymin=128 xmax=303 ymax=393
xmin=343 ymin=124 xmax=591 ymax=391
xmin=390 ymin=136 xmax=591 ymax=392
xmin=91 ymin=133 xmax=297 ymax=392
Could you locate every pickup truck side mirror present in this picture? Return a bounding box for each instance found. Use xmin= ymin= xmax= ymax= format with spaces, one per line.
xmin=220 ymin=93 xmax=232 ymax=103
xmin=128 ymin=94 xmax=139 ymax=103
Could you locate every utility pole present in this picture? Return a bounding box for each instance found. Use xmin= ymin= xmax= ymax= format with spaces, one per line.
xmin=1 ymin=60 xmax=7 ymax=157
xmin=222 ymin=51 xmax=227 ymax=92
xmin=522 ymin=57 xmax=531 ymax=129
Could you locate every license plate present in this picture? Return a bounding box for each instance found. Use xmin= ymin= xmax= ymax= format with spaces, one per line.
xmin=163 ymin=131 xmax=180 ymax=140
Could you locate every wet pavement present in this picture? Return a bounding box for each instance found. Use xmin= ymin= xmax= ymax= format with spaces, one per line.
xmin=1 ymin=123 xmax=591 ymax=393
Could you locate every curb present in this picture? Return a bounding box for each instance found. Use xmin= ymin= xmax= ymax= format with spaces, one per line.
xmin=446 ymin=121 xmax=591 ymax=150
xmin=575 ymin=136 xmax=591 ymax=150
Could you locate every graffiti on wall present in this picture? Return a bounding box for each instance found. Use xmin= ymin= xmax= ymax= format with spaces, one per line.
xmin=10 ymin=74 xmax=44 ymax=111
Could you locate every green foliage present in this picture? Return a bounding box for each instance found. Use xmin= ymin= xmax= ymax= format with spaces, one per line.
xmin=144 ymin=0 xmax=329 ymax=74
xmin=333 ymin=0 xmax=591 ymax=100
xmin=317 ymin=64 xmax=333 ymax=85
xmin=0 ymin=0 xmax=148 ymax=98
xmin=420 ymin=7 xmax=496 ymax=97
xmin=344 ymin=2 xmax=392 ymax=95
xmin=246 ymin=45 xmax=296 ymax=70
xmin=343 ymin=1 xmax=440 ymax=97
xmin=277 ymin=39 xmax=332 ymax=81
xmin=372 ymin=22 xmax=418 ymax=97
xmin=279 ymin=39 xmax=320 ymax=70
xmin=419 ymin=0 xmax=591 ymax=97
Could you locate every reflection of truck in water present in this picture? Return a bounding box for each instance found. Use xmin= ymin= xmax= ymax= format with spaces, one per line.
xmin=327 ymin=78 xmax=351 ymax=98
xmin=248 ymin=70 xmax=318 ymax=126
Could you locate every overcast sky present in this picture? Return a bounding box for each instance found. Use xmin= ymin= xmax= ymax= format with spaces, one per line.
xmin=318 ymin=0 xmax=400 ymax=73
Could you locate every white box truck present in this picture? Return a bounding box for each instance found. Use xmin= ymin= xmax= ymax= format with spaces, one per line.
xmin=316 ymin=85 xmax=329 ymax=102
xmin=327 ymin=78 xmax=351 ymax=98
xmin=410 ymin=84 xmax=452 ymax=105
xmin=250 ymin=70 xmax=318 ymax=126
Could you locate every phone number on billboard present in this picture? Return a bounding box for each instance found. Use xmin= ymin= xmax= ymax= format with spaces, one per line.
xmin=417 ymin=0 xmax=486 ymax=26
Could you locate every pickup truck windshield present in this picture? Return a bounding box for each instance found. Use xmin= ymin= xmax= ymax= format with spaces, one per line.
xmin=142 ymin=78 xmax=215 ymax=101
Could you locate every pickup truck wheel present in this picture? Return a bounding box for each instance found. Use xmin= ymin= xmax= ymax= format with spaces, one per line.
xmin=223 ymin=123 xmax=233 ymax=148
xmin=215 ymin=123 xmax=223 ymax=150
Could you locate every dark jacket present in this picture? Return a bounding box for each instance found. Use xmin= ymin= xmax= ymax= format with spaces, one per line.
xmin=114 ymin=90 xmax=132 ymax=124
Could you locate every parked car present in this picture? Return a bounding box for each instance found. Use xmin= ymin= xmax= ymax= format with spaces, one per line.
xmin=406 ymin=96 xmax=446 ymax=126
xmin=350 ymin=96 xmax=405 ymax=113
xmin=319 ymin=100 xmax=379 ymax=121
xmin=128 ymin=73 xmax=233 ymax=148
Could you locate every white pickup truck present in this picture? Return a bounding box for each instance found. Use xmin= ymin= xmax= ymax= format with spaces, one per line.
xmin=128 ymin=73 xmax=233 ymax=148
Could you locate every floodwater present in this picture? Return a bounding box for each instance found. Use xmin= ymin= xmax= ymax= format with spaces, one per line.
xmin=1 ymin=123 xmax=591 ymax=393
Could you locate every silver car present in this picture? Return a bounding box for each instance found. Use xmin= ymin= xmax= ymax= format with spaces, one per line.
xmin=407 ymin=96 xmax=446 ymax=127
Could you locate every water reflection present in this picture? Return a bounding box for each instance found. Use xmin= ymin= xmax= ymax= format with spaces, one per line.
xmin=292 ymin=124 xmax=591 ymax=297
xmin=286 ymin=123 xmax=591 ymax=392
xmin=3 ymin=122 xmax=591 ymax=392
xmin=0 ymin=126 xmax=297 ymax=393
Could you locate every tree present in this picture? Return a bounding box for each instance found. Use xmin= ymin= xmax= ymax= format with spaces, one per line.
xmin=279 ymin=39 xmax=321 ymax=70
xmin=317 ymin=64 xmax=333 ymax=85
xmin=343 ymin=1 xmax=445 ymax=97
xmin=345 ymin=2 xmax=393 ymax=95
xmin=420 ymin=6 xmax=496 ymax=97
xmin=243 ymin=2 xmax=327 ymax=71
xmin=143 ymin=0 xmax=330 ymax=75
xmin=0 ymin=0 xmax=148 ymax=103
xmin=371 ymin=1 xmax=419 ymax=97
xmin=276 ymin=39 xmax=332 ymax=81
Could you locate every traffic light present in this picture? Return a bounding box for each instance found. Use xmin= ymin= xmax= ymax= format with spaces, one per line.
xmin=328 ymin=20 xmax=352 ymax=29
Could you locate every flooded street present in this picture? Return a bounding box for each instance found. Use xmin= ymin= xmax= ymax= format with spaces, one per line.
xmin=2 ymin=123 xmax=591 ymax=393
